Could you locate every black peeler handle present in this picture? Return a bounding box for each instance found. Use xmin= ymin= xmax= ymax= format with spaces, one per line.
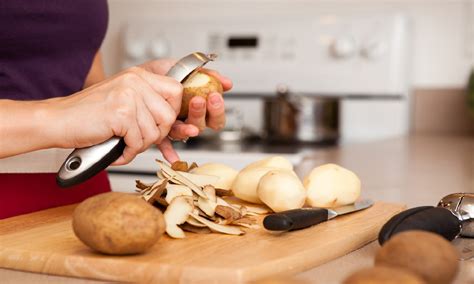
xmin=378 ymin=206 xmax=461 ymax=245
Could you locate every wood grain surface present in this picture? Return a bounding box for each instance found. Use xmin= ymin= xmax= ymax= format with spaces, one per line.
xmin=0 ymin=202 xmax=404 ymax=283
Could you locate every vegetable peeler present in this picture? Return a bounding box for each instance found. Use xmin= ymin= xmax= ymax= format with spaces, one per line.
xmin=378 ymin=193 xmax=474 ymax=244
xmin=56 ymin=52 xmax=217 ymax=188
xmin=379 ymin=193 xmax=474 ymax=260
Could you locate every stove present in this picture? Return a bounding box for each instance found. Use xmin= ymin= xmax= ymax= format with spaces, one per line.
xmin=108 ymin=4 xmax=413 ymax=191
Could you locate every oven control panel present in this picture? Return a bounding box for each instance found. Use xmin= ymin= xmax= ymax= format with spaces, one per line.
xmin=122 ymin=14 xmax=410 ymax=96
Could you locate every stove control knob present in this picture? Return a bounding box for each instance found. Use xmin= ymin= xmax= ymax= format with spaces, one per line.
xmin=330 ymin=36 xmax=357 ymax=59
xmin=125 ymin=39 xmax=147 ymax=60
xmin=361 ymin=40 xmax=387 ymax=59
xmin=149 ymin=38 xmax=169 ymax=58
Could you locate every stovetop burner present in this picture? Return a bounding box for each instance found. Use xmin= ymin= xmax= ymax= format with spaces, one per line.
xmin=173 ymin=136 xmax=337 ymax=155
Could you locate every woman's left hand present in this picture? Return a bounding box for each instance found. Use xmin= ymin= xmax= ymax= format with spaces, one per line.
xmin=140 ymin=59 xmax=233 ymax=162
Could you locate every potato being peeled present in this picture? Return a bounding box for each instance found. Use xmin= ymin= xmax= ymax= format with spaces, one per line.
xmin=72 ymin=192 xmax=165 ymax=255
xmin=190 ymin=162 xmax=238 ymax=190
xmin=179 ymin=71 xmax=223 ymax=119
xmin=257 ymin=169 xmax=306 ymax=212
xmin=304 ymin=163 xmax=361 ymax=208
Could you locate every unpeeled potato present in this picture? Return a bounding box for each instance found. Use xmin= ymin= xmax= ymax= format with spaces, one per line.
xmin=375 ymin=231 xmax=459 ymax=284
xmin=72 ymin=192 xmax=165 ymax=255
xmin=343 ymin=266 xmax=426 ymax=284
xmin=179 ymin=71 xmax=223 ymax=119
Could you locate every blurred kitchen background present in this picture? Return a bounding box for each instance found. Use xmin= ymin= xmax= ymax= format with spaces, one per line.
xmin=104 ymin=0 xmax=474 ymax=191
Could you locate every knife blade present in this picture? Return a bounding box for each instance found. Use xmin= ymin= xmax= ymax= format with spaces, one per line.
xmin=263 ymin=199 xmax=374 ymax=232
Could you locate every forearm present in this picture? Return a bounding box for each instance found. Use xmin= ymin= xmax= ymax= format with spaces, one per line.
xmin=0 ymin=99 xmax=62 ymax=158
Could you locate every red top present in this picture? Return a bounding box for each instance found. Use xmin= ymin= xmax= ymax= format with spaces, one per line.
xmin=0 ymin=172 xmax=111 ymax=219
xmin=0 ymin=0 xmax=111 ymax=219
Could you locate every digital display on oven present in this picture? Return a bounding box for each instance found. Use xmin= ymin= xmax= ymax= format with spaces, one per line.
xmin=227 ymin=37 xmax=258 ymax=48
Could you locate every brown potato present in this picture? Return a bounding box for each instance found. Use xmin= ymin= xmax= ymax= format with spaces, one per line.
xmin=375 ymin=231 xmax=459 ymax=284
xmin=343 ymin=266 xmax=426 ymax=284
xmin=179 ymin=71 xmax=223 ymax=119
xmin=72 ymin=192 xmax=165 ymax=255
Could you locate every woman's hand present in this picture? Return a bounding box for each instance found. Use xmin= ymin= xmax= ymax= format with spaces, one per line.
xmin=0 ymin=59 xmax=232 ymax=165
xmin=140 ymin=59 xmax=233 ymax=162
xmin=49 ymin=66 xmax=184 ymax=165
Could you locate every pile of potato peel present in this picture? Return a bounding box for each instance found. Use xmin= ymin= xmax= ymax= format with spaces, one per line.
xmin=72 ymin=156 xmax=363 ymax=255
xmin=136 ymin=160 xmax=270 ymax=238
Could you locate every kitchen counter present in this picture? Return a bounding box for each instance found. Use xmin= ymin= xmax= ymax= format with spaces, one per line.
xmin=2 ymin=135 xmax=474 ymax=284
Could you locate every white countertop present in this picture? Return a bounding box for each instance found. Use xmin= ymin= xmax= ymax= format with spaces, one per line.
xmin=2 ymin=134 xmax=474 ymax=283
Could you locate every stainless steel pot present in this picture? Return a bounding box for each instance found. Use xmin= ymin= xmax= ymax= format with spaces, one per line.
xmin=263 ymin=86 xmax=339 ymax=143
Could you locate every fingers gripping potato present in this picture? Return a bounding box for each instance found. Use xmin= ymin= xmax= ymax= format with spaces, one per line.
xmin=179 ymin=72 xmax=223 ymax=119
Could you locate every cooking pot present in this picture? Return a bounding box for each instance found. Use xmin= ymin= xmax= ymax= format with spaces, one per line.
xmin=263 ymin=86 xmax=339 ymax=143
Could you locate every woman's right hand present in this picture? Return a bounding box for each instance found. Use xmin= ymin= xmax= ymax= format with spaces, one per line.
xmin=48 ymin=66 xmax=183 ymax=165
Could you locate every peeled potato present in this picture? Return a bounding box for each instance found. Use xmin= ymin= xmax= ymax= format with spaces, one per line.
xmin=232 ymin=157 xmax=295 ymax=204
xmin=375 ymin=231 xmax=459 ymax=284
xmin=179 ymin=71 xmax=223 ymax=119
xmin=72 ymin=192 xmax=165 ymax=255
xmin=244 ymin=156 xmax=293 ymax=171
xmin=304 ymin=163 xmax=361 ymax=208
xmin=190 ymin=162 xmax=238 ymax=190
xmin=257 ymin=169 xmax=306 ymax=212
xmin=232 ymin=167 xmax=279 ymax=204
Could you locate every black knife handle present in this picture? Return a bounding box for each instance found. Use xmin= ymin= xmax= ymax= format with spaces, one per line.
xmin=378 ymin=206 xmax=461 ymax=245
xmin=56 ymin=138 xmax=126 ymax=188
xmin=263 ymin=208 xmax=328 ymax=231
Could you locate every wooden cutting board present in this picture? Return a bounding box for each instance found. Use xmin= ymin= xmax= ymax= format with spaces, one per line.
xmin=0 ymin=202 xmax=404 ymax=283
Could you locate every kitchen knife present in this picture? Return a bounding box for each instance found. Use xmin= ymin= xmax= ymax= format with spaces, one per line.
xmin=263 ymin=199 xmax=374 ymax=232
xmin=56 ymin=52 xmax=217 ymax=188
